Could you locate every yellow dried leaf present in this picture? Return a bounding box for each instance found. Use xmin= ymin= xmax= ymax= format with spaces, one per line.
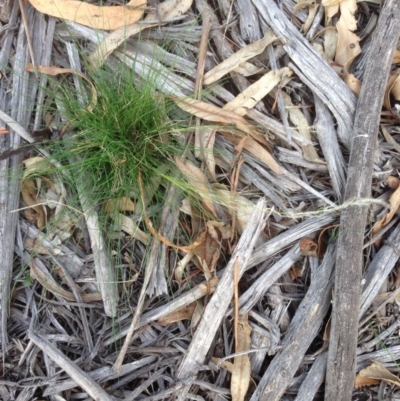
xmin=381 ymin=126 xmax=400 ymax=154
xmin=156 ymin=302 xmax=197 ymax=325
xmin=89 ymin=0 xmax=193 ymax=69
xmin=294 ymin=2 xmax=318 ymax=34
xmin=344 ymin=71 xmax=361 ymax=97
xmin=384 ymin=70 xmax=400 ymax=110
xmin=359 ymin=360 xmax=400 ymax=387
xmin=113 ymin=213 xmax=151 ymax=245
xmin=393 ymin=50 xmax=400 ymax=64
xmin=30 ymin=261 xmax=102 ymax=303
xmin=372 ymin=184 xmax=400 ymax=238
xmin=203 ymin=30 xmax=278 ymax=86
xmin=234 ymin=62 xmax=264 ymax=77
xmin=104 ymin=197 xmax=135 ymax=213
xmin=213 ymin=187 xmax=257 ymax=234
xmin=335 ymin=0 xmax=361 ymax=66
xmin=223 ymin=67 xmax=293 ymax=116
xmin=21 ymin=180 xmax=47 ymax=229
xmin=324 ymin=29 xmax=338 ymax=60
xmin=28 ymin=0 xmax=145 ymax=30
xmin=175 ymin=157 xmax=218 ymax=217
xmin=354 ymin=374 xmax=380 ymax=388
xmin=322 ymin=0 xmax=343 ymax=6
xmin=220 ymin=131 xmax=282 ymax=175
xmin=231 ymin=315 xmax=252 ymax=401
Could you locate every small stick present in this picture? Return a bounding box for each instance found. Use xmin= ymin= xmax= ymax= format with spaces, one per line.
xmin=18 ymin=0 xmax=38 ymax=78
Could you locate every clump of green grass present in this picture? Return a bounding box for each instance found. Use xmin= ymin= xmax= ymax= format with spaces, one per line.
xmin=47 ymin=64 xmax=187 ymax=212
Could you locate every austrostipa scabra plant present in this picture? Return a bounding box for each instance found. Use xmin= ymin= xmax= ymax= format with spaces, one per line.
xmin=14 ymin=28 xmax=227 ymax=319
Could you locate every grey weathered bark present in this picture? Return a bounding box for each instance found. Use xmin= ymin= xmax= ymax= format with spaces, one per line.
xmin=325 ymin=2 xmax=400 ymax=400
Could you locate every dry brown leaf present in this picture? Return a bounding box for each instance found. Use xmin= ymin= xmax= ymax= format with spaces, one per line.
xmin=354 ymin=374 xmax=381 ymax=388
xmin=213 ymin=187 xmax=258 ymax=234
xmin=175 ymin=157 xmax=218 ymax=217
xmin=89 ymin=0 xmax=193 ymax=69
xmin=104 ymin=197 xmax=135 ymax=213
xmin=393 ymin=50 xmax=400 ymax=64
xmin=387 ymin=175 xmax=400 ymax=189
xmin=30 ymin=260 xmax=102 ymax=303
xmin=223 ymin=67 xmax=293 ymax=117
xmin=324 ymin=28 xmax=338 ymax=60
xmin=220 ymin=131 xmax=282 ymax=175
xmin=322 ymin=0 xmax=343 ymax=6
xmin=112 ymin=213 xmax=151 ymax=245
xmin=391 ymin=74 xmax=400 ymax=101
xmin=372 ymin=184 xmax=400 ymax=238
xmin=384 ymin=70 xmax=400 ymax=110
xmin=231 ymin=314 xmax=252 ymax=401
xmin=234 ymin=62 xmax=264 ymax=77
xmin=197 ymin=127 xmax=217 ymax=181
xmin=191 ymin=299 xmax=204 ymax=331
xmin=281 ymin=92 xmax=311 ymax=140
xmin=193 ymin=221 xmax=230 ymax=280
xmin=156 ymin=302 xmax=197 ymax=325
xmin=281 ymin=92 xmax=324 ymax=164
xmin=294 ymin=1 xmax=318 ymax=34
xmin=28 ymin=0 xmax=145 ymax=30
xmin=381 ymin=126 xmax=400 ymax=154
xmin=25 ymin=64 xmax=97 ymax=111
xmin=138 ymin=172 xmax=204 ymax=253
xmin=203 ymin=30 xmax=278 ymax=86
xmin=334 ymin=0 xmax=361 ymax=66
xmin=199 ymin=276 xmax=219 ymax=294
xmin=299 ymin=237 xmax=318 ymax=256
xmin=211 ymin=356 xmax=234 ymax=372
xmin=344 ymin=71 xmax=361 ymax=96
xmin=325 ymin=4 xmax=339 ymax=25
xmin=358 ymin=360 xmax=400 ymax=387
xmin=21 ymin=180 xmax=47 ymax=229
xmin=171 ymin=96 xmax=262 ymax=140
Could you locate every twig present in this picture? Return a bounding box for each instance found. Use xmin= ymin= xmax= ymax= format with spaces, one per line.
xmin=18 ymin=0 xmax=38 ymax=78
xmin=325 ymin=2 xmax=400 ymax=400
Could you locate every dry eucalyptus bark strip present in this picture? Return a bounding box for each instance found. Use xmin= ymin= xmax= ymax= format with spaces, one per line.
xmin=28 ymin=330 xmax=115 ymax=401
xmin=295 ymin=351 xmax=328 ymax=401
xmin=314 ymin=95 xmax=346 ymax=199
xmin=325 ymin=3 xmax=400 ymax=400
xmin=251 ymin=0 xmax=356 ymax=148
xmin=249 ymin=244 xmax=335 ymax=401
xmin=174 ymin=198 xmax=269 ymax=401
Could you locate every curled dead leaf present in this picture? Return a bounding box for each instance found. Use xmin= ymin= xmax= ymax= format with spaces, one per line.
xmin=299 ymin=237 xmax=318 ymax=256
xmin=30 ymin=260 xmax=102 ymax=303
xmin=384 ymin=70 xmax=400 ymax=110
xmin=372 ymin=184 xmax=400 ymax=240
xmin=231 ymin=315 xmax=252 ymax=401
xmin=223 ymin=67 xmax=293 ymax=117
xmin=203 ymin=30 xmax=278 ymax=85
xmin=358 ymin=360 xmax=400 ymax=387
xmin=156 ymin=302 xmax=197 ymax=326
xmin=21 ymin=180 xmax=47 ymax=229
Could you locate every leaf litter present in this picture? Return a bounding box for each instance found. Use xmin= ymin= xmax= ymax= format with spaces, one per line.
xmin=2 ymin=0 xmax=400 ymax=400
